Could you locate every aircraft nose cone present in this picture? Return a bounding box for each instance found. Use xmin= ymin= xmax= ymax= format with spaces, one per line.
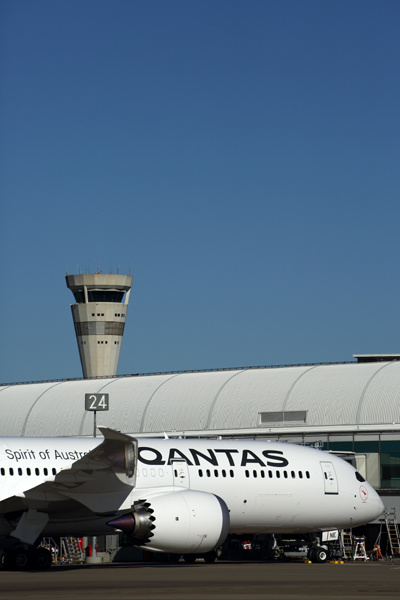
xmin=364 ymin=487 xmax=385 ymax=522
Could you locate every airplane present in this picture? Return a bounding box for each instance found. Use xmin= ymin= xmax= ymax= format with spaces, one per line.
xmin=0 ymin=428 xmax=384 ymax=569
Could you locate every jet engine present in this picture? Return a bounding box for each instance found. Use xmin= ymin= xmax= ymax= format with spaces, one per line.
xmin=108 ymin=489 xmax=230 ymax=554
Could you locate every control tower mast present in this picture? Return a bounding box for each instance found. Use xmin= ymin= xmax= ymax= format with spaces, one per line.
xmin=66 ymin=273 xmax=133 ymax=378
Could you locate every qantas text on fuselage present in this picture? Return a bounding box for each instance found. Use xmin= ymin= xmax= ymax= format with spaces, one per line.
xmin=4 ymin=445 xmax=289 ymax=467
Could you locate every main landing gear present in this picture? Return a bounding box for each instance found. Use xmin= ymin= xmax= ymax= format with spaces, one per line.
xmin=2 ymin=546 xmax=52 ymax=570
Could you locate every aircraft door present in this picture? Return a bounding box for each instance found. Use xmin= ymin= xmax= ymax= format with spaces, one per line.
xmin=320 ymin=461 xmax=339 ymax=494
xmin=172 ymin=460 xmax=190 ymax=488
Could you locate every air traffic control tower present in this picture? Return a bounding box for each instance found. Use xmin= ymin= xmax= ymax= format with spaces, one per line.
xmin=66 ymin=273 xmax=133 ymax=378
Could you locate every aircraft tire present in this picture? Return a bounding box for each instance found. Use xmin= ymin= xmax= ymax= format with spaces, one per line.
xmin=6 ymin=548 xmax=31 ymax=570
xmin=314 ymin=548 xmax=329 ymax=563
xmin=166 ymin=553 xmax=181 ymax=563
xmin=204 ymin=551 xmax=217 ymax=563
xmin=183 ymin=554 xmax=196 ymax=564
xmin=2 ymin=551 xmax=14 ymax=570
xmin=308 ymin=548 xmax=316 ymax=562
xmin=33 ymin=548 xmax=53 ymax=570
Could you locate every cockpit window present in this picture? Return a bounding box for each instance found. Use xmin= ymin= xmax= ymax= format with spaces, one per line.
xmin=355 ymin=471 xmax=365 ymax=482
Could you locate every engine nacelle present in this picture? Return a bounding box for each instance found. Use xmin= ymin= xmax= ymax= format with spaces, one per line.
xmin=108 ymin=489 xmax=230 ymax=554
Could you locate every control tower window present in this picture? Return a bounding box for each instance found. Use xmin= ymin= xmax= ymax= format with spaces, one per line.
xmin=88 ymin=290 xmax=125 ymax=302
xmin=72 ymin=291 xmax=85 ymax=303
xmin=72 ymin=290 xmax=125 ymax=303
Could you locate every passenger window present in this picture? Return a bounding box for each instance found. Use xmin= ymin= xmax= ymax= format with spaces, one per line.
xmin=261 ymin=470 xmax=265 ymax=478
xmin=245 ymin=470 xmax=250 ymax=478
xmin=253 ymin=470 xmax=257 ymax=478
xmin=27 ymin=468 xmax=31 ymax=476
xmin=18 ymin=468 xmax=22 ymax=476
xmin=268 ymin=470 xmax=273 ymax=478
xmin=306 ymin=471 xmax=310 ymax=479
xmin=9 ymin=468 xmax=13 ymax=476
xmin=44 ymin=468 xmax=48 ymax=476
xmin=52 ymin=468 xmax=57 ymax=475
xmin=214 ymin=469 xmax=219 ymax=477
xmin=199 ymin=469 xmax=203 ymax=477
xmin=291 ymin=471 xmax=295 ymax=478
xmin=299 ymin=471 xmax=303 ymax=479
xmin=222 ymin=470 xmax=226 ymax=477
xmin=276 ymin=471 xmax=280 ymax=478
xmin=283 ymin=471 xmax=288 ymax=478
xmin=206 ymin=469 xmax=211 ymax=477
xmin=230 ymin=470 xmax=234 ymax=478
xmin=35 ymin=468 xmax=39 ymax=475
xmin=0 ymin=468 xmax=4 ymax=476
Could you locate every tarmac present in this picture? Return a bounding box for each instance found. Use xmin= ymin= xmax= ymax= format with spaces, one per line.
xmin=0 ymin=560 xmax=399 ymax=600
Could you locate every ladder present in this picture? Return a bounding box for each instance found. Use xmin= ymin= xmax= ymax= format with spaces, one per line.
xmin=352 ymin=536 xmax=369 ymax=561
xmin=384 ymin=509 xmax=400 ymax=557
xmin=39 ymin=537 xmax=59 ymax=564
xmin=340 ymin=530 xmax=353 ymax=560
xmin=60 ymin=537 xmax=85 ymax=564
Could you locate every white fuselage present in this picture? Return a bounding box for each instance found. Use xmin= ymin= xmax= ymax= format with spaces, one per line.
xmin=0 ymin=436 xmax=384 ymax=538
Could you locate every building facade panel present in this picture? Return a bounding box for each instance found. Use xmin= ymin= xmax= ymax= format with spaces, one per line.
xmin=210 ymin=366 xmax=314 ymax=430
xmin=284 ymin=363 xmax=389 ymax=426
xmin=0 ymin=383 xmax=60 ymax=437
xmin=100 ymin=374 xmax=182 ymax=435
xmin=357 ymin=362 xmax=400 ymax=425
xmin=141 ymin=371 xmax=233 ymax=433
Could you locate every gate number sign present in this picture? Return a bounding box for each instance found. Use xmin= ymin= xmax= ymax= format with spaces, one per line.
xmin=85 ymin=394 xmax=109 ymax=411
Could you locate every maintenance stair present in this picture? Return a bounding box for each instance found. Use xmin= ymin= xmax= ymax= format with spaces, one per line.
xmin=60 ymin=537 xmax=85 ymax=564
xmin=384 ymin=509 xmax=400 ymax=557
xmin=340 ymin=530 xmax=353 ymax=560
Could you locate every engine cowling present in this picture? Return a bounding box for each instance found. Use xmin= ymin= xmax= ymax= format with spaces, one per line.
xmin=108 ymin=489 xmax=230 ymax=554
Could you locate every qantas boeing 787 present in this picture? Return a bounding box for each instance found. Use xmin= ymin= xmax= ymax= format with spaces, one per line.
xmin=0 ymin=428 xmax=384 ymax=569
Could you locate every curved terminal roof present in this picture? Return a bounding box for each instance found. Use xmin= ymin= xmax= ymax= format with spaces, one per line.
xmin=1 ymin=361 xmax=400 ymax=437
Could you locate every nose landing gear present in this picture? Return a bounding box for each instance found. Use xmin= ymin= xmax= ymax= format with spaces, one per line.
xmin=307 ymin=546 xmax=330 ymax=563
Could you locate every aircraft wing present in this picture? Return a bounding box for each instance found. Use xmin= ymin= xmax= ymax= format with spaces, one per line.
xmin=0 ymin=428 xmax=138 ymax=515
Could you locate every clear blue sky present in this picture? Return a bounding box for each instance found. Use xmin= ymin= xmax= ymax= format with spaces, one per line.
xmin=1 ymin=0 xmax=399 ymax=383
